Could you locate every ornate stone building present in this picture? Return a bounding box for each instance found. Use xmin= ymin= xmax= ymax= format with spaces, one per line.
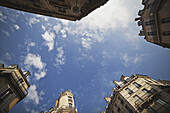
xmin=0 ymin=0 xmax=109 ymax=21
xmin=135 ymin=0 xmax=170 ymax=48
xmin=102 ymin=74 xmax=170 ymax=113
xmin=42 ymin=90 xmax=78 ymax=113
xmin=0 ymin=64 xmax=31 ymax=113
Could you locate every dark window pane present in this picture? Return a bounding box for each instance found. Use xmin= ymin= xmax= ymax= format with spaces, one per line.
xmin=133 ymin=82 xmax=141 ymax=88
xmin=125 ymin=88 xmax=133 ymax=95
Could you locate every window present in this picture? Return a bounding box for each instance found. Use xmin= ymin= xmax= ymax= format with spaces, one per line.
xmin=125 ymin=88 xmax=133 ymax=95
xmin=0 ymin=88 xmax=13 ymax=104
xmin=161 ymin=17 xmax=170 ymax=24
xmin=156 ymin=99 xmax=169 ymax=107
xmin=138 ymin=20 xmax=142 ymax=26
xmin=68 ymin=96 xmax=72 ymax=99
xmin=115 ymin=103 xmax=120 ymax=112
xmin=118 ymin=96 xmax=124 ymax=104
xmin=125 ymin=105 xmax=133 ymax=113
xmin=133 ymin=82 xmax=141 ymax=88
xmin=18 ymin=78 xmax=24 ymax=83
xmin=133 ymin=95 xmax=143 ymax=103
xmin=68 ymin=98 xmax=72 ymax=102
xmin=142 ymin=88 xmax=149 ymax=93
xmin=144 ymin=78 xmax=152 ymax=83
xmin=146 ymin=20 xmax=155 ymax=26
xmin=147 ymin=2 xmax=156 ymax=9
xmin=163 ymin=31 xmax=170 ymax=36
xmin=146 ymin=106 xmax=157 ymax=113
xmin=69 ymin=103 xmax=72 ymax=108
xmin=148 ymin=32 xmax=157 ymax=36
xmin=138 ymin=10 xmax=143 ymax=16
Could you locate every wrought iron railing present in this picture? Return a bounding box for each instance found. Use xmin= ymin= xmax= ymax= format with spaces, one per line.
xmin=135 ymin=89 xmax=158 ymax=109
xmin=12 ymin=71 xmax=28 ymax=95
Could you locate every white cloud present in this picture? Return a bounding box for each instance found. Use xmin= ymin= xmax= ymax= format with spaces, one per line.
xmin=2 ymin=30 xmax=10 ymax=37
xmin=25 ymin=108 xmax=38 ymax=113
xmin=24 ymin=53 xmax=47 ymax=80
xmin=42 ymin=31 xmax=56 ymax=51
xmin=34 ymin=71 xmax=46 ymax=80
xmin=81 ymin=38 xmax=92 ymax=50
xmin=61 ymin=29 xmax=67 ymax=38
xmin=53 ymin=24 xmax=61 ymax=34
xmin=26 ymin=84 xmax=39 ymax=105
xmin=121 ymin=53 xmax=144 ymax=67
xmin=30 ymin=42 xmax=35 ymax=47
xmin=39 ymin=90 xmax=45 ymax=96
xmin=28 ymin=17 xmax=40 ymax=26
xmin=0 ymin=12 xmax=7 ymax=23
xmin=24 ymin=53 xmax=46 ymax=70
xmin=55 ymin=47 xmax=65 ymax=66
xmin=41 ymin=25 xmax=46 ymax=31
xmin=14 ymin=24 xmax=20 ymax=30
xmin=78 ymin=0 xmax=142 ymax=31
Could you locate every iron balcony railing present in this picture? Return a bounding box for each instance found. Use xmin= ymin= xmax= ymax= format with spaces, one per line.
xmin=135 ymin=89 xmax=159 ymax=109
xmin=12 ymin=71 xmax=28 ymax=96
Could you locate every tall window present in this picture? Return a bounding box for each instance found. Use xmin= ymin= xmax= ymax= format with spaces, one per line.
xmin=125 ymin=88 xmax=133 ymax=95
xmin=156 ymin=99 xmax=169 ymax=107
xmin=125 ymin=105 xmax=133 ymax=113
xmin=133 ymin=82 xmax=141 ymax=88
xmin=68 ymin=96 xmax=72 ymax=99
xmin=142 ymin=88 xmax=149 ymax=93
xmin=0 ymin=88 xmax=13 ymax=104
xmin=115 ymin=103 xmax=120 ymax=112
xmin=161 ymin=17 xmax=170 ymax=24
xmin=68 ymin=98 xmax=72 ymax=102
xmin=133 ymin=95 xmax=143 ymax=104
xmin=163 ymin=31 xmax=170 ymax=36
xmin=144 ymin=78 xmax=152 ymax=83
xmin=69 ymin=103 xmax=72 ymax=108
xmin=118 ymin=96 xmax=124 ymax=104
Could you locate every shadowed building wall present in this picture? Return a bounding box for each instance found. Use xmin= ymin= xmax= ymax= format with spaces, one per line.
xmin=0 ymin=0 xmax=109 ymax=21
xmin=102 ymin=74 xmax=170 ymax=113
xmin=0 ymin=64 xmax=31 ymax=113
xmin=135 ymin=0 xmax=170 ymax=48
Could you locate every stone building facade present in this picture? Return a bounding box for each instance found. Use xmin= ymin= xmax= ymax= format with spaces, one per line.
xmin=42 ymin=90 xmax=78 ymax=113
xmin=0 ymin=0 xmax=109 ymax=21
xmin=0 ymin=64 xmax=31 ymax=113
xmin=103 ymin=74 xmax=170 ymax=113
xmin=135 ymin=0 xmax=170 ymax=48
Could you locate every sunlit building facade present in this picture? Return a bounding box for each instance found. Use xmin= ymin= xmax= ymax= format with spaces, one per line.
xmin=0 ymin=0 xmax=109 ymax=21
xmin=135 ymin=0 xmax=170 ymax=48
xmin=42 ymin=90 xmax=78 ymax=113
xmin=0 ymin=64 xmax=31 ymax=113
xmin=103 ymin=74 xmax=170 ymax=113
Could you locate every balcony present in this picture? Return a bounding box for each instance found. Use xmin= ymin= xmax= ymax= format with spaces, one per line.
xmin=12 ymin=72 xmax=28 ymax=96
xmin=135 ymin=89 xmax=159 ymax=110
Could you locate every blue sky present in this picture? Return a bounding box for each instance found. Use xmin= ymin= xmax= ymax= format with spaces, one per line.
xmin=0 ymin=0 xmax=170 ymax=113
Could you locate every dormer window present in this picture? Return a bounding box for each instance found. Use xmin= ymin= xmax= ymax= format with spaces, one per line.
xmin=142 ymin=0 xmax=146 ymax=5
xmin=138 ymin=20 xmax=143 ymax=26
xmin=138 ymin=10 xmax=143 ymax=16
xmin=139 ymin=30 xmax=145 ymax=36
